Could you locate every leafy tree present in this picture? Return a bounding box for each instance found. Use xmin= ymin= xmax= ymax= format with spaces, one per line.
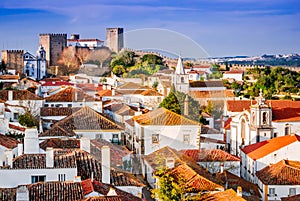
xmin=142 ymin=54 xmax=162 ymax=65
xmin=0 ymin=82 xmax=4 ymax=90
xmin=112 ymin=65 xmax=126 ymax=77
xmin=18 ymin=111 xmax=38 ymax=128
xmin=159 ymin=88 xmax=200 ymax=121
xmin=152 ymin=81 xmax=159 ymax=89
xmin=88 ymin=47 xmax=112 ymax=68
xmin=151 ymin=168 xmax=187 ymax=201
xmin=76 ymin=47 xmax=90 ymax=65
xmin=110 ymin=50 xmax=135 ymax=68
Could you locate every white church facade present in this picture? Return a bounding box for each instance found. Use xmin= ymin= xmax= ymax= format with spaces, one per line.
xmin=23 ymin=46 xmax=47 ymax=80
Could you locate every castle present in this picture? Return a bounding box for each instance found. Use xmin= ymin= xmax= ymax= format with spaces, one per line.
xmin=1 ymin=50 xmax=24 ymax=73
xmin=106 ymin=28 xmax=124 ymax=53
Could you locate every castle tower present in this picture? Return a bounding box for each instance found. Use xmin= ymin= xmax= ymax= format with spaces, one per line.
xmin=249 ymin=89 xmax=273 ymax=143
xmin=106 ymin=28 xmax=124 ymax=53
xmin=172 ymin=55 xmax=189 ymax=93
xmin=1 ymin=50 xmax=24 ymax=73
xmin=39 ymin=33 xmax=67 ymax=66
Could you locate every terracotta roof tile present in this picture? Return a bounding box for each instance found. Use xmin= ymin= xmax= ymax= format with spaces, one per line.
xmin=91 ymin=139 xmax=130 ymax=168
xmin=97 ymin=90 xmax=112 ymax=97
xmin=200 ymin=136 xmax=226 ymax=144
xmin=224 ymin=118 xmax=232 ymax=130
xmin=46 ymin=87 xmax=98 ymax=102
xmin=140 ymin=89 xmax=163 ymax=96
xmin=221 ymin=171 xmax=261 ymax=200
xmin=241 ymin=134 xmax=300 ymax=160
xmin=189 ymin=90 xmax=227 ymax=99
xmin=281 ymin=194 xmax=300 ymax=201
xmin=180 ymin=149 xmax=240 ymax=162
xmin=133 ymin=107 xmax=199 ymax=125
xmin=224 ymin=70 xmax=244 ymax=74
xmin=189 ymin=80 xmax=224 ymax=88
xmin=39 ymin=107 xmax=123 ymax=137
xmin=0 ymin=134 xmax=18 ymax=149
xmin=40 ymin=107 xmax=81 ymax=116
xmin=0 ymin=90 xmax=43 ymax=101
xmin=0 ymin=75 xmax=19 ymax=80
xmin=256 ymin=160 xmax=300 ymax=185
xmin=11 ymin=152 xmax=77 ymax=169
xmin=144 ymin=146 xmax=225 ymax=187
xmin=77 ymin=83 xmax=103 ymax=91
xmin=125 ymin=118 xmax=134 ymax=127
xmin=8 ymin=123 xmax=26 ymax=132
xmin=117 ymin=82 xmax=148 ymax=90
xmin=201 ymin=189 xmax=246 ymax=201
xmin=28 ymin=181 xmax=83 ymax=201
xmin=201 ymin=125 xmax=222 ymax=134
xmin=39 ymin=138 xmax=80 ymax=150
xmin=0 ymin=187 xmax=16 ymax=201
xmin=168 ymin=163 xmax=223 ymax=192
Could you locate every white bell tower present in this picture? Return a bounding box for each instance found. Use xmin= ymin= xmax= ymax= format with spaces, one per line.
xmin=172 ymin=55 xmax=189 ymax=93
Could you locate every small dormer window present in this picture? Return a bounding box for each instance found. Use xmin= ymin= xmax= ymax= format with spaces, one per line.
xmin=181 ymin=77 xmax=184 ymax=83
xmin=285 ymin=124 xmax=290 ymax=135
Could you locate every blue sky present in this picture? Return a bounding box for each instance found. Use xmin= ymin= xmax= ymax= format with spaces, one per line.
xmin=0 ymin=0 xmax=299 ymax=57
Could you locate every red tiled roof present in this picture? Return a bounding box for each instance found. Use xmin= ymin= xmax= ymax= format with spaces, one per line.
xmin=0 ymin=75 xmax=19 ymax=80
xmin=91 ymin=139 xmax=130 ymax=168
xmin=0 ymin=134 xmax=18 ymax=149
xmin=40 ymin=107 xmax=123 ymax=137
xmin=200 ymin=136 xmax=226 ymax=144
xmin=201 ymin=189 xmax=246 ymax=201
xmin=281 ymin=194 xmax=300 ymax=201
xmin=224 ymin=70 xmax=244 ymax=74
xmin=77 ymin=83 xmax=103 ymax=91
xmin=41 ymin=81 xmax=73 ymax=87
xmin=97 ymin=90 xmax=112 ymax=97
xmin=40 ymin=107 xmax=81 ymax=116
xmin=140 ymin=89 xmax=163 ymax=96
xmin=256 ymin=160 xmax=300 ymax=185
xmin=133 ymin=107 xmax=199 ymax=126
xmin=8 ymin=123 xmax=26 ymax=132
xmin=180 ymin=149 xmax=240 ymax=162
xmin=45 ymin=87 xmax=98 ymax=102
xmin=189 ymin=80 xmax=224 ymax=88
xmin=0 ymin=187 xmax=16 ymax=200
xmin=39 ymin=138 xmax=80 ymax=150
xmin=201 ymin=125 xmax=222 ymax=134
xmin=168 ymin=163 xmax=223 ymax=192
xmin=117 ymin=82 xmax=148 ymax=90
xmin=0 ymin=90 xmax=43 ymax=101
xmin=241 ymin=134 xmax=300 ymax=160
xmin=224 ymin=118 xmax=232 ymax=130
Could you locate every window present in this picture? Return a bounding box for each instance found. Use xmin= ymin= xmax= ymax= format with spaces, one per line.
xmin=152 ymin=134 xmax=159 ymax=144
xmin=31 ymin=175 xmax=46 ymax=183
xmin=183 ymin=134 xmax=190 ymax=144
xmin=268 ymin=188 xmax=275 ymax=197
xmin=13 ymin=113 xmax=19 ymax=120
xmin=285 ymin=124 xmax=290 ymax=135
xmin=289 ymin=188 xmax=296 ymax=196
xmin=58 ymin=174 xmax=66 ymax=182
xmin=112 ymin=134 xmax=119 ymax=139
xmin=262 ymin=112 xmax=268 ymax=125
xmin=273 ymin=132 xmax=277 ymax=138
xmin=67 ymin=104 xmax=72 ymax=107
xmin=181 ymin=77 xmax=185 ymax=83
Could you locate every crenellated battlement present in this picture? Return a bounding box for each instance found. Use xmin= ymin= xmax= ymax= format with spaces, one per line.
xmin=39 ymin=33 xmax=67 ymax=37
xmin=2 ymin=49 xmax=24 ymax=53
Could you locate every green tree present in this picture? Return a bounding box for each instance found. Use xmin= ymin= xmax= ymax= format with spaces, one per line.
xmin=112 ymin=65 xmax=126 ymax=77
xmin=142 ymin=54 xmax=162 ymax=65
xmin=18 ymin=112 xmax=38 ymax=128
xmin=151 ymin=168 xmax=187 ymax=201
xmin=152 ymin=81 xmax=159 ymax=89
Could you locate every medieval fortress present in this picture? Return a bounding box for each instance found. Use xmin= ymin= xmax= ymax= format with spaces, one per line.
xmin=1 ymin=28 xmax=124 ymax=79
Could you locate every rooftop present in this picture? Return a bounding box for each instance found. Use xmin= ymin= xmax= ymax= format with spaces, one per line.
xmin=241 ymin=134 xmax=300 ymax=160
xmin=45 ymin=87 xmax=98 ymax=102
xmin=189 ymin=80 xmax=225 ymax=88
xmin=0 ymin=90 xmax=43 ymax=101
xmin=40 ymin=107 xmax=81 ymax=116
xmin=133 ymin=107 xmax=199 ymax=126
xmin=0 ymin=133 xmax=18 ymax=149
xmin=201 ymin=189 xmax=246 ymax=201
xmin=40 ymin=107 xmax=123 ymax=137
xmin=180 ymin=149 xmax=240 ymax=162
xmin=256 ymin=160 xmax=300 ymax=185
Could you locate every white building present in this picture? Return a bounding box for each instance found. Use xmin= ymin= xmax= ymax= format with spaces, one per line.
xmin=23 ymin=46 xmax=47 ymax=80
xmin=67 ymin=34 xmax=104 ymax=49
xmin=240 ymin=134 xmax=300 ymax=183
xmin=223 ymin=69 xmax=244 ymax=82
xmin=132 ymin=107 xmax=201 ymax=156
xmin=172 ymin=56 xmax=189 ymax=94
xmin=227 ymin=92 xmax=300 ymax=156
xmin=256 ymin=160 xmax=300 ymax=201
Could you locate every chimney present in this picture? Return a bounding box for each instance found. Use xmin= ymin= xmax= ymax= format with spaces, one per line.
xmin=101 ymin=146 xmax=110 ymax=184
xmin=237 ymin=186 xmax=242 ymax=197
xmin=165 ymin=157 xmax=175 ymax=169
xmin=5 ymin=149 xmax=13 ymax=168
xmin=107 ymin=85 xmax=112 ymax=90
xmin=24 ymin=128 xmax=39 ymax=154
xmin=46 ymin=147 xmax=54 ymax=168
xmin=103 ymin=85 xmax=107 ymax=90
xmin=184 ymin=95 xmax=189 ymax=116
xmin=17 ymin=143 xmax=23 ymax=156
xmin=8 ymin=91 xmax=13 ymax=101
xmin=74 ymin=88 xmax=78 ymax=102
xmin=112 ymin=89 xmax=115 ymax=96
xmin=16 ymin=186 xmax=29 ymax=201
xmin=220 ymin=163 xmax=224 ymax=173
xmin=80 ymin=137 xmax=90 ymax=153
